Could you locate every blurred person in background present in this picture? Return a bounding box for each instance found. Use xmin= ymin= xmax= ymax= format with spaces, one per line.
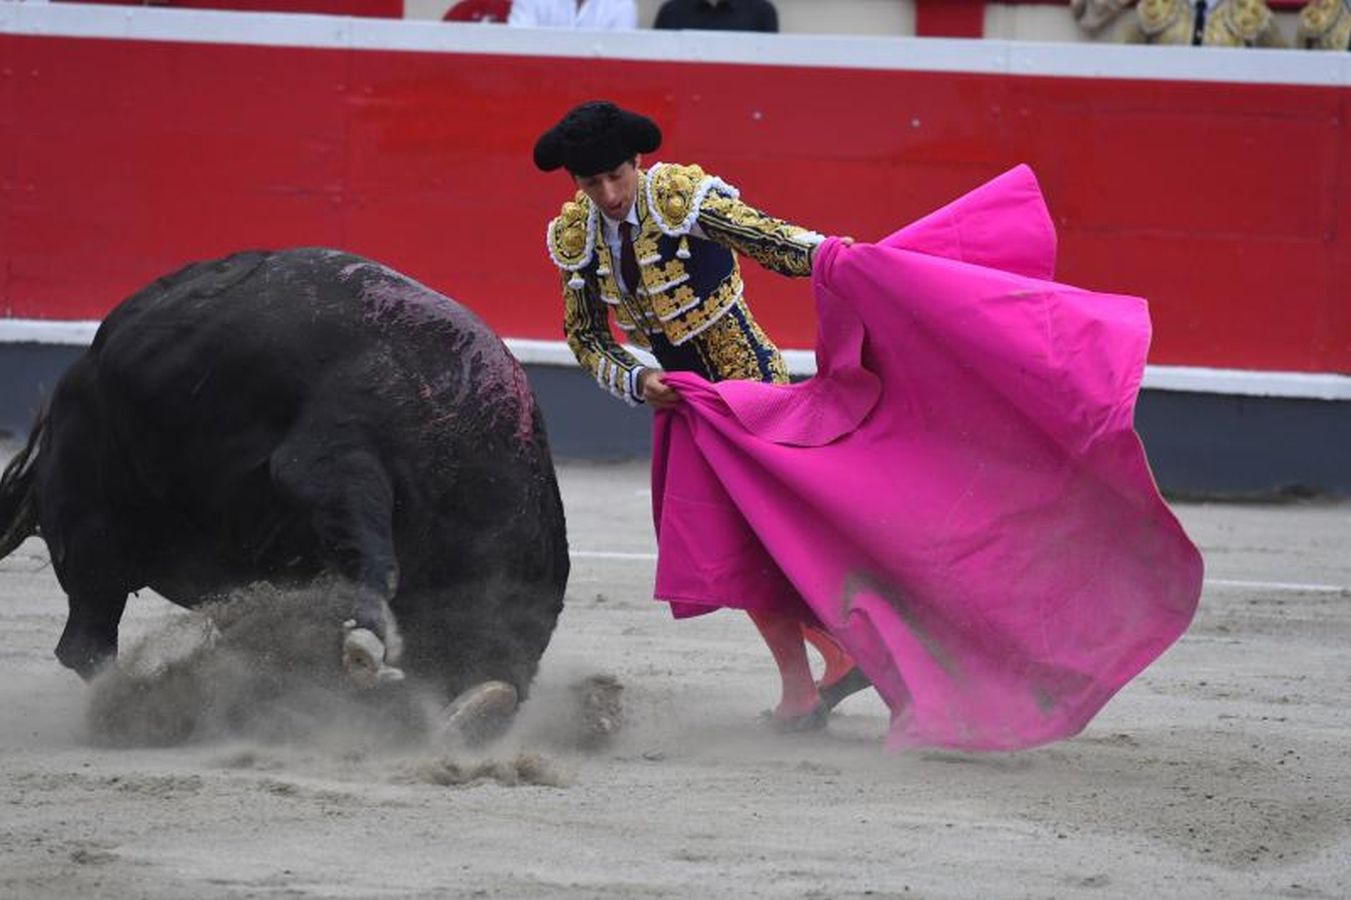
xmin=654 ymin=0 xmax=779 ymax=32
xmin=508 ymin=0 xmax=636 ymax=29
xmin=1296 ymin=0 xmax=1351 ymax=47
xmin=1076 ymin=0 xmax=1287 ymax=46
xmin=443 ymin=0 xmax=512 ymax=22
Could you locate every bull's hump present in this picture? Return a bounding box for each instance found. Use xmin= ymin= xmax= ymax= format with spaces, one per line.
xmin=90 ymin=248 xmax=534 ymax=433
xmin=338 ymin=258 xmax=509 ymax=360
xmin=328 ymin=260 xmax=537 ymax=440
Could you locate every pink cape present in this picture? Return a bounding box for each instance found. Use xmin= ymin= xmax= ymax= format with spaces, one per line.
xmin=650 ymin=165 xmax=1203 ymax=751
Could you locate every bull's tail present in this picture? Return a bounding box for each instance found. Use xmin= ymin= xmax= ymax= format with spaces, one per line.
xmin=0 ymin=409 xmax=46 ymax=560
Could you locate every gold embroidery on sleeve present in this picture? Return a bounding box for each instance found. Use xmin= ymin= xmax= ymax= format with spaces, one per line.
xmin=697 ymin=192 xmax=822 ymax=278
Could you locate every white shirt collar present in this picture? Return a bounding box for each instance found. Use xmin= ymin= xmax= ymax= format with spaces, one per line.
xmin=600 ymin=203 xmax=641 ymax=240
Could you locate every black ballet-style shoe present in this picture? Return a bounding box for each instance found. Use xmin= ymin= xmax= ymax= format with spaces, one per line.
xmin=817 ymin=666 xmax=872 ymax=711
xmin=759 ymin=667 xmax=873 ymax=734
xmin=759 ymin=701 xmax=831 ymax=734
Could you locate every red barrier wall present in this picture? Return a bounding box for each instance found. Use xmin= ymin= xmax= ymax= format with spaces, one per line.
xmin=1 ymin=26 xmax=1347 ymax=375
xmin=57 ymin=0 xmax=402 ymax=15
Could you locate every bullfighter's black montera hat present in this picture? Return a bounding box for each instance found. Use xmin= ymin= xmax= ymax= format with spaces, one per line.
xmin=533 ymin=101 xmax=662 ymax=177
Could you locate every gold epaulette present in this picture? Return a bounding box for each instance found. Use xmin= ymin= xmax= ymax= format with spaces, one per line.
xmin=644 ymin=162 xmax=739 ymax=237
xmin=546 ymin=192 xmax=598 ymax=287
xmin=1210 ymin=0 xmax=1274 ymax=44
xmin=1137 ymin=0 xmax=1184 ymax=36
xmin=1299 ymin=0 xmax=1349 ymax=42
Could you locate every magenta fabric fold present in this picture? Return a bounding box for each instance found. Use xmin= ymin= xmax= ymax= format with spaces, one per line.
xmin=650 ymin=165 xmax=1203 ymax=751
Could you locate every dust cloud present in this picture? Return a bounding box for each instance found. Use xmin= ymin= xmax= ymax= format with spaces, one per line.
xmin=86 ymin=582 xmax=428 ymax=750
xmin=81 ymin=580 xmax=625 ymax=788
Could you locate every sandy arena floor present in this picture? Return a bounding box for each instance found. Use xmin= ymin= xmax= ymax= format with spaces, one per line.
xmin=1 ymin=456 xmax=1348 ymax=899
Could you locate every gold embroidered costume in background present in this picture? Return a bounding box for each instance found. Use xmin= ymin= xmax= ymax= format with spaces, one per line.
xmin=1123 ymin=0 xmax=1286 ymax=46
xmin=1297 ymin=0 xmax=1351 ymax=47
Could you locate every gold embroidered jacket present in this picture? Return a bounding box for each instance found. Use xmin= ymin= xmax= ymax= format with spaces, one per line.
xmin=1298 ymin=0 xmax=1351 ymax=48
xmin=546 ymin=162 xmax=823 ymax=405
xmin=1125 ymin=0 xmax=1286 ymax=46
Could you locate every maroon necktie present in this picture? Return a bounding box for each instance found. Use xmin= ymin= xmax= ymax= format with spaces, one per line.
xmin=620 ymin=221 xmax=641 ymax=296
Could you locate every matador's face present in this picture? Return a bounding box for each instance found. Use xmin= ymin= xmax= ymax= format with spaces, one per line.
xmin=573 ymin=157 xmax=641 ymax=222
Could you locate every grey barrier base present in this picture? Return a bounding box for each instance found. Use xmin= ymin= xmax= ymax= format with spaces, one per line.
xmin=3 ymin=345 xmax=1346 ymax=497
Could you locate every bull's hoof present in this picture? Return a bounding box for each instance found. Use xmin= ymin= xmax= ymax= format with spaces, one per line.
xmin=572 ymin=673 xmax=624 ymax=751
xmin=341 ymin=622 xmax=405 ymax=689
xmin=438 ymin=681 xmax=519 ymax=746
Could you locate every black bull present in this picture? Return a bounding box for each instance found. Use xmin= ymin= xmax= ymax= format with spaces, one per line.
xmin=0 ymin=248 xmax=569 ymax=705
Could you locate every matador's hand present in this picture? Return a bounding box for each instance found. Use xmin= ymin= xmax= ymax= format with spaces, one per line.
xmin=639 ymin=368 xmax=680 ymax=409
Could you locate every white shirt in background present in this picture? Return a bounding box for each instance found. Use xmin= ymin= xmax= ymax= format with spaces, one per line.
xmin=507 ymin=0 xmax=638 ymax=29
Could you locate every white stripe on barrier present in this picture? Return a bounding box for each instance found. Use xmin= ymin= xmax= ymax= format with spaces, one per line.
xmin=570 ymin=552 xmax=1349 ymax=594
xmin=0 ymin=319 xmax=101 ymax=345
xmin=1 ymin=3 xmax=1346 ymax=87
xmin=2 ymin=320 xmax=1348 ymax=402
xmin=1139 ymin=366 xmax=1351 ymax=402
xmin=1204 ymin=578 xmax=1348 ymax=595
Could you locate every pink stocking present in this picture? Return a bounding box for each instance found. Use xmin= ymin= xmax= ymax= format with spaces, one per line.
xmin=802 ymin=624 xmax=855 ymax=689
